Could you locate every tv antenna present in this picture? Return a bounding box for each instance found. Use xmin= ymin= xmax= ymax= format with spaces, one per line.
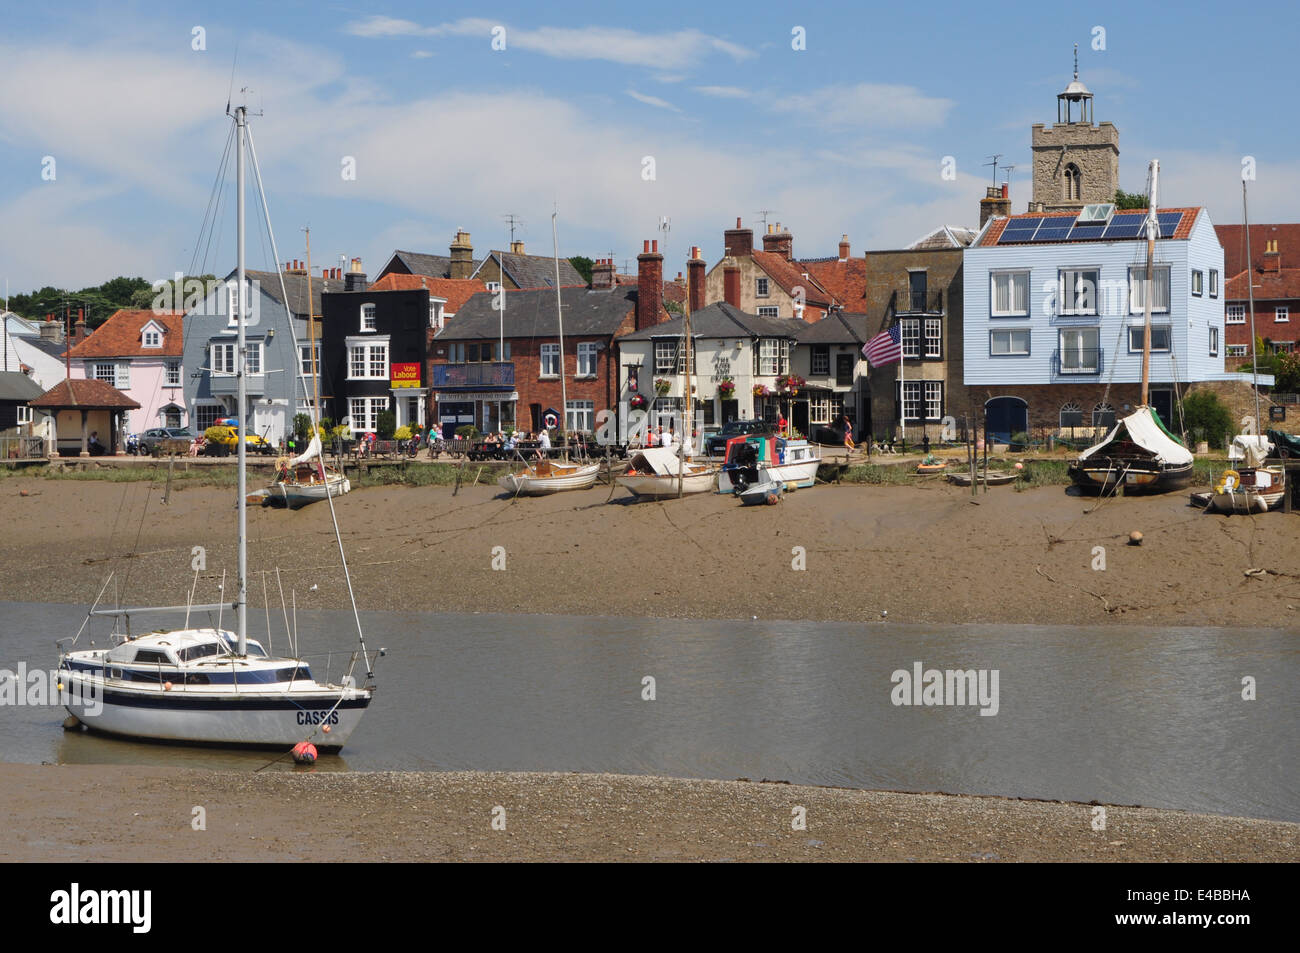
xmin=984 ymin=155 xmax=1002 ymax=185
xmin=503 ymin=213 xmax=524 ymax=244
xmin=756 ymin=209 xmax=777 ymax=227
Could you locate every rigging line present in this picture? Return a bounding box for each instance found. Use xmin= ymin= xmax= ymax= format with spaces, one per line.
xmin=245 ymin=121 xmax=373 ymax=679
xmin=189 ymin=124 xmax=236 ymax=279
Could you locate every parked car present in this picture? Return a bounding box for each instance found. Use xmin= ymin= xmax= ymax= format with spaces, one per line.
xmin=203 ymin=425 xmax=273 ymax=456
xmin=135 ymin=427 xmax=196 ymax=455
xmin=705 ymin=419 xmax=772 ymax=457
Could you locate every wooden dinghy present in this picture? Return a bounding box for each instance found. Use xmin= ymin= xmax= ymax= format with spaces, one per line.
xmin=948 ymin=469 xmax=1018 ymax=486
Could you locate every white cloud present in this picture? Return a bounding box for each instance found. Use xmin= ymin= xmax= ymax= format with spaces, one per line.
xmin=771 ymin=83 xmax=954 ymax=129
xmin=626 ymin=90 xmax=681 ymax=112
xmin=695 ymin=85 xmax=752 ymax=99
xmin=411 ymin=50 xmax=433 ymax=59
xmin=345 ymin=17 xmax=754 ymax=69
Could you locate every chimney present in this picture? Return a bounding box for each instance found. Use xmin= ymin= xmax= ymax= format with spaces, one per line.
xmin=838 ymin=234 xmax=850 ymax=261
xmin=686 ymin=246 xmax=706 ymax=314
xmin=591 ymin=257 xmax=615 ymax=290
xmin=509 ymin=240 xmax=525 ymax=255
xmin=723 ymin=259 xmax=741 ymax=308
xmin=1262 ymin=239 xmax=1281 ymax=273
xmin=40 ymin=314 xmax=64 ymax=343
xmin=345 ymin=257 xmax=368 ymax=293
xmin=72 ymin=308 xmax=87 ymax=346
xmin=723 ymin=216 xmax=753 ymax=257
xmin=980 ymin=184 xmax=1012 ymax=227
xmin=636 ymin=240 xmax=664 ymax=331
xmin=449 ymin=229 xmax=474 ymax=279
xmin=762 ymin=222 xmax=793 ymax=261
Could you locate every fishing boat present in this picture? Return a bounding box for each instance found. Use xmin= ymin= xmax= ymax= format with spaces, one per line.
xmin=55 ymin=104 xmax=378 ymax=752
xmin=1068 ymin=159 xmax=1195 ymax=495
xmin=499 ymin=456 xmax=600 ymax=495
xmin=1209 ymin=436 xmax=1285 ymax=513
xmin=617 ymin=446 xmax=716 ymax=498
xmin=716 ymin=434 xmax=820 ymax=492
xmin=263 ymin=229 xmax=349 ymax=507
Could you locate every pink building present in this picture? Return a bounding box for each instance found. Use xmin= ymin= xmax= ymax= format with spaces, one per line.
xmin=65 ymin=309 xmax=186 ymax=435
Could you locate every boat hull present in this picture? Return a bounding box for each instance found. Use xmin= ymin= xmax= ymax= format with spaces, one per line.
xmin=59 ymin=668 xmax=370 ymax=751
xmin=1207 ymin=466 xmax=1286 ymax=513
xmin=268 ymin=474 xmax=351 ymax=508
xmin=717 ymin=458 xmax=819 ymax=492
xmin=498 ymin=463 xmax=600 ymax=495
xmin=617 ymin=470 xmax=716 ymax=498
xmin=1067 ymin=461 xmax=1194 ymax=495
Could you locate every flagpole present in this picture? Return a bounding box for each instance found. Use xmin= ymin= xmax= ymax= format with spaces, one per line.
xmin=898 ymin=321 xmax=905 ymax=452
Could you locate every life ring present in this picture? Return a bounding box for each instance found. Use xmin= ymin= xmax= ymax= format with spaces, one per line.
xmin=1215 ymin=469 xmax=1240 ymax=494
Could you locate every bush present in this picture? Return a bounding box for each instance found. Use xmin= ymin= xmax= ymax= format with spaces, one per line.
xmin=293 ymin=413 xmax=313 ymax=445
xmin=1181 ymin=390 xmax=1233 ymax=447
xmin=375 ymin=410 xmax=396 ymax=440
xmin=455 ymin=424 xmax=479 ymax=440
xmin=393 ymin=425 xmax=413 ymax=440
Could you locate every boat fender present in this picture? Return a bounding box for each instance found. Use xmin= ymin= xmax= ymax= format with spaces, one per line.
xmin=292 ymin=741 xmax=318 ymax=764
xmin=1215 ymin=469 xmax=1240 ymax=494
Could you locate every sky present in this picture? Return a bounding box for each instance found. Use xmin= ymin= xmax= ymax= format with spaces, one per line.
xmin=2 ymin=0 xmax=1298 ymax=295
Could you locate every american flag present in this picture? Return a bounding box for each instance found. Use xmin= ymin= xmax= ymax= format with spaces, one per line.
xmin=863 ymin=324 xmax=902 ymax=368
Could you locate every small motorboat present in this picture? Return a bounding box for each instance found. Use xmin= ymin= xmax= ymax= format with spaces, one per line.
xmin=717 ymin=434 xmax=820 ymax=493
xmin=948 ymin=469 xmax=1018 ymax=486
xmin=731 ymin=463 xmax=784 ymax=506
xmin=1207 ymin=435 xmax=1285 ymax=513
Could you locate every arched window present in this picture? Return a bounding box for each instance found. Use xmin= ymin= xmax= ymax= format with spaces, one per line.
xmin=1064 ymin=163 xmax=1081 ymax=202
xmin=1092 ymin=402 xmax=1115 ymax=429
xmin=1059 ymin=401 xmax=1083 ymax=428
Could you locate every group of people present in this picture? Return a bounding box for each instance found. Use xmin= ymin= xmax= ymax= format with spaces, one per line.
xmin=633 ymin=424 xmax=683 ymax=449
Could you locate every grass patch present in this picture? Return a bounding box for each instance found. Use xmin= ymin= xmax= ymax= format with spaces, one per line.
xmin=352 ymin=462 xmax=484 ymax=487
xmin=836 ymin=464 xmax=916 ymax=485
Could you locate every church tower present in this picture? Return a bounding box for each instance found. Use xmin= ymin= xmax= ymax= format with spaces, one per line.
xmin=1030 ymin=45 xmax=1119 ymax=212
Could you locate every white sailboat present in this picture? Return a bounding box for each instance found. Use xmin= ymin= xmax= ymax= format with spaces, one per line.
xmin=497 ymin=210 xmax=599 ymax=495
xmin=56 ymin=105 xmax=377 ymax=752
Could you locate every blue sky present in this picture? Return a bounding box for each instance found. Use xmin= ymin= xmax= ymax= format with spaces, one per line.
xmin=2 ymin=0 xmax=1297 ymax=293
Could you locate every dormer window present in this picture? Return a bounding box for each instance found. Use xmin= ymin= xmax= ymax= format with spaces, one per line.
xmin=429 ymin=298 xmax=445 ymax=330
xmin=361 ymin=303 xmax=377 ymax=331
xmin=142 ymin=325 xmax=162 ymax=348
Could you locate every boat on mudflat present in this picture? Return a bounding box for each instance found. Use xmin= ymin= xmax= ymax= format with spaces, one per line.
xmin=617 ymin=446 xmax=716 ymax=498
xmin=716 ymin=434 xmax=820 ymax=493
xmin=498 ymin=458 xmax=600 ymax=495
xmin=1068 ymin=406 xmax=1194 ymax=495
xmin=1207 ymin=435 xmax=1285 ymax=513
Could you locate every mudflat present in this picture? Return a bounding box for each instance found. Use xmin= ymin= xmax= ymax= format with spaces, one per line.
xmin=2 ymin=475 xmax=1296 ymax=626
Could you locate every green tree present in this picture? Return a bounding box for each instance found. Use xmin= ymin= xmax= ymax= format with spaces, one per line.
xmin=1113 ymin=189 xmax=1147 ymax=210
xmin=569 ymin=256 xmax=594 ymax=286
xmin=375 ymin=409 xmax=396 ymax=440
xmin=1181 ymin=390 xmax=1234 ymax=447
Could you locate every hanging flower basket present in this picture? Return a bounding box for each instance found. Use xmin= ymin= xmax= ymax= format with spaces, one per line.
xmin=717 ymin=378 xmax=736 ymax=397
xmin=629 ymin=394 xmax=648 ymax=410
xmin=752 ymin=384 xmax=771 ymax=397
xmin=775 ymin=373 xmax=806 ymax=396
xmin=653 ymin=378 xmax=672 ymax=397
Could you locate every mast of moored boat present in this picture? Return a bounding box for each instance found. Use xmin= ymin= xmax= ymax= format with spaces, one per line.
xmin=1243 ymin=180 xmax=1262 ymax=431
xmin=552 ymin=209 xmax=568 ymax=454
xmin=1140 ymin=159 xmax=1159 ymax=408
xmin=678 ymin=278 xmax=692 ymax=496
xmin=234 ymin=104 xmax=248 ymax=656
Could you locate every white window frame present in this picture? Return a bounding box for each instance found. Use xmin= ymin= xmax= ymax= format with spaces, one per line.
xmin=565 ymin=399 xmax=595 ymax=432
xmin=1210 ymin=269 xmax=1219 ymax=298
xmin=429 ymin=299 xmax=445 ymax=330
xmin=1226 ymin=344 xmax=1247 ymax=358
xmin=1126 ymin=325 xmax=1172 ymax=353
xmin=299 ymin=343 xmax=321 ymax=377
xmin=1226 ymin=305 xmax=1246 ymax=324
xmin=348 ymin=396 xmax=388 ymax=434
xmin=210 ymin=343 xmax=236 ymax=375
xmin=1191 ymin=270 xmax=1204 ymax=297
xmin=755 ymin=338 xmax=788 ymax=376
xmin=1059 ymin=401 xmax=1083 ymax=428
xmin=142 ymin=325 xmax=162 ymax=348
xmin=1128 ymin=265 xmax=1171 ymax=314
xmin=900 ymin=318 xmax=921 ymax=359
xmin=16 ymin=405 xmax=33 ymax=425
xmin=756 ymin=277 xmax=770 ymax=298
xmin=165 ymin=361 xmax=181 ymax=386
xmin=757 ymin=306 xmax=779 ymax=318
xmin=226 ymin=281 xmax=240 ymax=328
xmin=245 ymin=341 xmax=263 ymax=376
xmin=93 ymin=361 xmax=116 ymax=384
xmin=1059 ymin=327 xmax=1101 ymax=373
xmin=1059 ymin=268 xmax=1100 ymax=316
xmin=360 ymin=303 xmax=377 ymax=332
xmin=576 ymin=342 xmax=598 ymax=377
xmin=1209 ymin=326 xmax=1219 ymax=357
xmin=990 ymin=271 xmax=1029 ymax=317
xmin=1093 ymin=402 xmax=1116 ymax=429
xmin=540 ymin=343 xmax=561 ymax=378
xmin=923 ymin=317 xmax=942 ymax=358
xmin=809 ymin=394 xmax=831 ymax=424
xmin=1277 ymin=306 xmax=1289 ymax=323
xmin=654 ymin=341 xmax=676 ymax=373
xmin=347 ymin=339 xmax=388 ymax=380
xmin=990 ymin=328 xmax=1030 ymax=356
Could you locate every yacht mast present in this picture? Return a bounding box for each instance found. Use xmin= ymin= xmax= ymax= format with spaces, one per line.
xmin=235 ymin=104 xmax=248 ymax=656
xmin=1243 ymin=180 xmax=1262 ymax=430
xmin=1140 ymin=159 xmax=1159 ymax=408
xmin=552 ymin=210 xmax=568 ymax=449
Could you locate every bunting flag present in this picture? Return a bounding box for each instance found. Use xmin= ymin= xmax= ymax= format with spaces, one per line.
xmin=863 ymin=324 xmax=902 ymax=368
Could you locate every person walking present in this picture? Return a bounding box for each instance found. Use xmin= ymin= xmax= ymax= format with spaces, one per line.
xmin=841 ymin=414 xmax=855 ymax=453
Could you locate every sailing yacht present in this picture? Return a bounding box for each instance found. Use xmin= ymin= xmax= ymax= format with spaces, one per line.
xmin=56 ymin=105 xmax=377 ymax=751
xmin=1068 ymin=159 xmax=1196 ymax=495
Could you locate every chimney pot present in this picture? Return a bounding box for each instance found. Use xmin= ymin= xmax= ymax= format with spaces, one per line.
xmin=1001 ymin=182 xmax=1008 ymax=199
xmin=736 ymin=217 xmax=742 ymax=228
xmin=652 ymin=240 xmax=658 ymax=253
xmin=643 ymin=240 xmax=650 ymax=254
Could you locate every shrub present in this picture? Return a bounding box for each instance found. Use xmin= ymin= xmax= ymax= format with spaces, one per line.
xmin=375 ymin=410 xmax=396 ymax=440
xmin=292 ymin=413 xmax=313 ymax=444
xmin=393 ymin=425 xmax=413 ymax=440
xmin=456 ymin=424 xmax=480 ymax=439
xmin=1181 ymin=390 xmax=1233 ymax=447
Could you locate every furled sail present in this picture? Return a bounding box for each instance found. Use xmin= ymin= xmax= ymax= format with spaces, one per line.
xmin=290 ymin=434 xmax=322 ymax=466
xmin=1076 ymin=406 xmax=1194 ymax=466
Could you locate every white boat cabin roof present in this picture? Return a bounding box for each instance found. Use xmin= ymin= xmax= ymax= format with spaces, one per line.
xmin=104 ymin=628 xmax=267 ymax=664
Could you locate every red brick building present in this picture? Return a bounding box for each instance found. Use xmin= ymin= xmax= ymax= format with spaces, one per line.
xmin=430 ymin=240 xmax=669 ymax=435
xmin=1215 ymin=224 xmax=1300 ymax=360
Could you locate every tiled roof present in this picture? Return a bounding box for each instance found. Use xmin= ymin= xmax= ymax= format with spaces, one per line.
xmin=233 ymin=270 xmax=346 ymax=319
xmin=798 ymin=257 xmax=867 ymax=308
xmin=380 ymin=250 xmax=481 ymax=280
xmin=30 ymin=377 xmax=141 ymax=409
xmin=750 ymin=251 xmax=835 ymax=305
xmin=613 ymin=272 xmax=688 ymax=305
xmin=65 ymin=309 xmax=184 ymax=359
xmin=366 ymin=273 xmax=487 ymax=313
xmin=795 ymin=311 xmax=872 ymax=344
xmin=475 ymin=250 xmax=585 ymax=290
xmin=1215 ymin=224 xmax=1300 ymax=278
xmin=436 ymin=286 xmax=642 ymax=341
xmin=1224 ymin=268 xmax=1300 ymax=302
xmin=976 ymin=208 xmax=1200 ymax=247
xmin=618 ymin=302 xmax=804 ymax=342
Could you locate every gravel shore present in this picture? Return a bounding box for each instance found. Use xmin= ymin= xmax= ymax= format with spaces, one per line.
xmin=3 ymin=763 xmax=1295 ymax=862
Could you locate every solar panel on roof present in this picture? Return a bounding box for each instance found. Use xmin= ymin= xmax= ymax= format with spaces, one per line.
xmin=1110 ymin=213 xmax=1145 ymax=225
xmin=998 ymin=217 xmax=1043 ymax=243
xmin=1102 ymin=222 xmax=1143 ymax=239
xmin=1031 ymin=225 xmax=1073 ymax=242
xmin=1157 ymin=211 xmax=1182 ymax=223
